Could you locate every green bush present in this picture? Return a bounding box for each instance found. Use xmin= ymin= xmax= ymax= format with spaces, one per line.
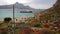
xmin=4 ymin=17 xmax=12 ymax=22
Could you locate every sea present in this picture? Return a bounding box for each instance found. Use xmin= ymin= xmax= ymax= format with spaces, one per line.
xmin=0 ymin=9 xmax=34 ymax=19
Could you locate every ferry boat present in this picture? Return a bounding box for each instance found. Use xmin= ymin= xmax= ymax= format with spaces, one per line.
xmin=20 ymin=11 xmax=32 ymax=13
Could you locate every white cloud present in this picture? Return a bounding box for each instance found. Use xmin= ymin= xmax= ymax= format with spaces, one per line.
xmin=18 ymin=0 xmax=32 ymax=3
xmin=26 ymin=3 xmax=52 ymax=9
xmin=6 ymin=0 xmax=32 ymax=4
xmin=0 ymin=0 xmax=57 ymax=9
xmin=23 ymin=0 xmax=56 ymax=9
xmin=0 ymin=0 xmax=8 ymax=5
xmin=0 ymin=0 xmax=32 ymax=4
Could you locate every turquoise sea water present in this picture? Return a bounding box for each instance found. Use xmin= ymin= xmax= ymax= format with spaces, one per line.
xmin=0 ymin=9 xmax=34 ymax=19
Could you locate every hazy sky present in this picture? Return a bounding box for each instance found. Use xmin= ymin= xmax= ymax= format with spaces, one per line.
xmin=0 ymin=0 xmax=57 ymax=9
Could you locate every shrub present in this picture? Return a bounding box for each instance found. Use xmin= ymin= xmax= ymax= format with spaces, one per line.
xmin=20 ymin=28 xmax=34 ymax=34
xmin=34 ymin=24 xmax=41 ymax=27
xmin=4 ymin=17 xmax=12 ymax=22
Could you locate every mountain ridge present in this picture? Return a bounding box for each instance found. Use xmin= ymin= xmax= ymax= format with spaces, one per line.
xmin=0 ymin=2 xmax=33 ymax=9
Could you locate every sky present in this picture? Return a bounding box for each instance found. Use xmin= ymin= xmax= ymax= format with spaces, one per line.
xmin=0 ymin=0 xmax=57 ymax=9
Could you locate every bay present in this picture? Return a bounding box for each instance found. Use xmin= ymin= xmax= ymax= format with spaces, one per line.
xmin=0 ymin=9 xmax=34 ymax=19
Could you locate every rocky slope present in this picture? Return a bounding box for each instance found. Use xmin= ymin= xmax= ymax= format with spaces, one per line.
xmin=39 ymin=0 xmax=60 ymax=21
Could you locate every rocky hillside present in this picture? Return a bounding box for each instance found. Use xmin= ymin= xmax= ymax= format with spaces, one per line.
xmin=39 ymin=0 xmax=60 ymax=21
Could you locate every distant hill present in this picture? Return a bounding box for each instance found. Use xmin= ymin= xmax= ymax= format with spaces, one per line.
xmin=0 ymin=2 xmax=44 ymax=12
xmin=0 ymin=2 xmax=33 ymax=9
xmin=0 ymin=5 xmax=12 ymax=9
